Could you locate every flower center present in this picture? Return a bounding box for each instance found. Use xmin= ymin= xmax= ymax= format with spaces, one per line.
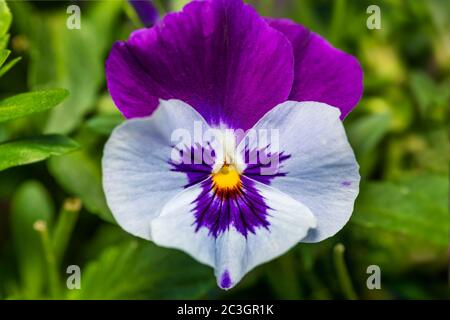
xmin=212 ymin=164 xmax=241 ymax=193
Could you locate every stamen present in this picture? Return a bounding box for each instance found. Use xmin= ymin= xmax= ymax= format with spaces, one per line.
xmin=211 ymin=164 xmax=242 ymax=196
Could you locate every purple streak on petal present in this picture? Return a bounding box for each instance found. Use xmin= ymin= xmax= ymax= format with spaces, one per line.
xmin=129 ymin=0 xmax=159 ymax=27
xmin=341 ymin=181 xmax=352 ymax=187
xmin=170 ymin=144 xmax=215 ymax=188
xmin=267 ymin=18 xmax=364 ymax=119
xmin=193 ymin=176 xmax=270 ymax=237
xmin=243 ymin=146 xmax=291 ymax=185
xmin=169 ymin=142 xmax=291 ymax=237
xmin=220 ymin=270 xmax=232 ymax=289
xmin=106 ymin=0 xmax=294 ymax=130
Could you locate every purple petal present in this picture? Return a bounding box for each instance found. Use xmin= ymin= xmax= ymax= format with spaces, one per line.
xmin=267 ymin=18 xmax=363 ymax=119
xmin=129 ymin=0 xmax=159 ymax=27
xmin=106 ymin=0 xmax=294 ymax=130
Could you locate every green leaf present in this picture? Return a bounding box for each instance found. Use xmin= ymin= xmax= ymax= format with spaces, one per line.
xmin=0 ymin=33 xmax=9 ymax=50
xmin=348 ymin=112 xmax=391 ymax=156
xmin=26 ymin=2 xmax=123 ymax=134
xmin=48 ymin=151 xmax=115 ymax=223
xmin=0 ymin=89 xmax=69 ymax=123
xmin=347 ymin=112 xmax=392 ymax=177
xmin=0 ymin=56 xmax=21 ymax=77
xmin=0 ymin=48 xmax=9 ymax=67
xmin=86 ymin=114 xmax=124 ymax=135
xmin=352 ymin=174 xmax=449 ymax=247
xmin=10 ymin=180 xmax=55 ymax=298
xmin=409 ymin=71 xmax=450 ymax=121
xmin=0 ymin=135 xmax=79 ymax=171
xmin=0 ymin=0 xmax=11 ymax=38
xmin=70 ymin=240 xmax=215 ymax=299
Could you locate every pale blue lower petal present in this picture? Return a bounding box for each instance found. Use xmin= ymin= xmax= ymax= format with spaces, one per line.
xmin=151 ymin=178 xmax=316 ymax=289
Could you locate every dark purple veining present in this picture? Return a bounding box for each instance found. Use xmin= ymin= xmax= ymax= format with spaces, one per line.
xmin=243 ymin=146 xmax=291 ymax=185
xmin=170 ymin=144 xmax=215 ymax=187
xmin=170 ymin=143 xmax=293 ymax=237
xmin=192 ymin=176 xmax=270 ymax=237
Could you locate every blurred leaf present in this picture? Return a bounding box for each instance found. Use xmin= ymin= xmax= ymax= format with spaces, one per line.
xmin=10 ymin=180 xmax=55 ymax=298
xmin=410 ymin=72 xmax=435 ymax=111
xmin=410 ymin=71 xmax=450 ymax=121
xmin=290 ymin=0 xmax=324 ymax=35
xmin=266 ymin=253 xmax=303 ymax=299
xmin=0 ymin=135 xmax=79 ymax=171
xmin=48 ymin=151 xmax=114 ymax=223
xmin=26 ymin=2 xmax=123 ymax=134
xmin=0 ymin=32 xmax=8 ymax=50
xmin=86 ymin=114 xmax=124 ymax=136
xmin=347 ymin=111 xmax=391 ymax=176
xmin=30 ymin=16 xmax=102 ymax=134
xmin=351 ymin=223 xmax=446 ymax=281
xmin=0 ymin=56 xmax=21 ymax=77
xmin=360 ymin=38 xmax=406 ymax=84
xmin=81 ymin=224 xmax=130 ymax=261
xmin=348 ymin=112 xmax=391 ymax=156
xmin=352 ymin=174 xmax=449 ymax=247
xmin=385 ymin=130 xmax=449 ymax=179
xmin=171 ymin=0 xmax=191 ymax=11
xmin=88 ymin=0 xmax=126 ymax=54
xmin=0 ymin=0 xmax=11 ymax=38
xmin=0 ymin=89 xmax=69 ymax=123
xmin=70 ymin=240 xmax=215 ymax=299
xmin=0 ymin=48 xmax=9 ymax=67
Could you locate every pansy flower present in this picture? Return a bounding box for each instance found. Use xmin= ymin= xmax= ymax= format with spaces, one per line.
xmin=103 ymin=0 xmax=363 ymax=289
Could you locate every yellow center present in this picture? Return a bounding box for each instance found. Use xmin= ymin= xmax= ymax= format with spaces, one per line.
xmin=212 ymin=164 xmax=241 ymax=191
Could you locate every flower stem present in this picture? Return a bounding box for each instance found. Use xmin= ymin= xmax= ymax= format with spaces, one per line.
xmin=333 ymin=243 xmax=357 ymax=300
xmin=33 ymin=220 xmax=61 ymax=299
xmin=329 ymin=0 xmax=346 ymax=45
xmin=52 ymin=198 xmax=81 ymax=265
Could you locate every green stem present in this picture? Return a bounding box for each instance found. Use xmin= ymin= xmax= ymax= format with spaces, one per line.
xmin=123 ymin=1 xmax=144 ymax=28
xmin=329 ymin=0 xmax=346 ymax=45
xmin=292 ymin=0 xmax=323 ymax=34
xmin=333 ymin=243 xmax=357 ymax=300
xmin=34 ymin=220 xmax=61 ymax=299
xmin=52 ymin=198 xmax=81 ymax=265
xmin=266 ymin=253 xmax=303 ymax=299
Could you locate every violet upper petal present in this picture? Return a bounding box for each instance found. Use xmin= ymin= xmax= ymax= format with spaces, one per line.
xmin=106 ymin=0 xmax=294 ymax=130
xmin=267 ymin=18 xmax=363 ymax=119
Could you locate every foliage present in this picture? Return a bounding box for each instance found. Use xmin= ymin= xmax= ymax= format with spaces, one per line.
xmin=0 ymin=0 xmax=448 ymax=300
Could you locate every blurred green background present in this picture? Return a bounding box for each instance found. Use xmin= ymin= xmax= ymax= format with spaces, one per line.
xmin=0 ymin=0 xmax=448 ymax=300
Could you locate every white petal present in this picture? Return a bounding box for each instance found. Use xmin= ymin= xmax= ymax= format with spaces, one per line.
xmin=240 ymin=101 xmax=360 ymax=242
xmin=215 ymin=180 xmax=316 ymax=289
xmin=150 ymin=183 xmax=216 ymax=267
xmin=102 ymin=99 xmax=212 ymax=240
xmin=150 ymin=178 xmax=316 ymax=289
